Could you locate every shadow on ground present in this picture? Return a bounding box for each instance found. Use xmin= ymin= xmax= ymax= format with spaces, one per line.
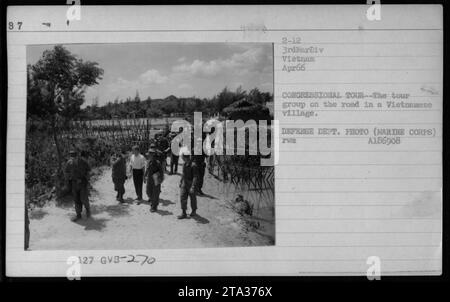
xmin=159 ymin=198 xmax=175 ymax=206
xmin=29 ymin=208 xmax=48 ymax=220
xmin=156 ymin=209 xmax=173 ymax=216
xmin=191 ymin=214 xmax=209 ymax=224
xmin=123 ymin=197 xmax=135 ymax=204
xmin=74 ymin=217 xmax=109 ymax=231
xmin=90 ymin=202 xmax=131 ymax=217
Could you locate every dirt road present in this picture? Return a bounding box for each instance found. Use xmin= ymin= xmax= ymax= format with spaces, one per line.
xmin=29 ymin=165 xmax=273 ymax=250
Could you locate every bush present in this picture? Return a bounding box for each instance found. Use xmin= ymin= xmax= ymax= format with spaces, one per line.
xmin=25 ymin=124 xmax=118 ymax=206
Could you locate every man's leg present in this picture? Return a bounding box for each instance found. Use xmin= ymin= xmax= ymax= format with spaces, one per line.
xmin=197 ymin=162 xmax=205 ymax=194
xmin=113 ymin=181 xmax=119 ymax=200
xmin=174 ymin=156 xmax=179 ymax=173
xmin=80 ymin=185 xmax=90 ymax=218
xmin=178 ymin=185 xmax=188 ymax=219
xmin=137 ymin=169 xmax=143 ymax=199
xmin=146 ymin=181 xmax=151 ymax=200
xmin=146 ymin=182 xmax=154 ymax=208
xmin=132 ymin=169 xmax=139 ymax=198
xmin=208 ymin=156 xmax=213 ymax=173
xmin=170 ymin=155 xmax=176 ymax=174
xmin=133 ymin=169 xmax=143 ymax=199
xmin=151 ymin=184 xmax=161 ymax=211
xmin=189 ymin=190 xmax=197 ymax=216
xmin=118 ymin=181 xmax=125 ymax=202
xmin=72 ymin=187 xmax=82 ymax=221
xmin=162 ymin=157 xmax=167 ymax=173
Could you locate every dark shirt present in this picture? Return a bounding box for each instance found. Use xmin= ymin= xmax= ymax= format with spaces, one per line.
xmin=112 ymin=156 xmax=127 ymax=180
xmin=194 ymin=154 xmax=206 ymax=165
xmin=145 ymin=159 xmax=163 ymax=184
xmin=156 ymin=137 xmax=169 ymax=152
xmin=65 ymin=157 xmax=90 ymax=183
xmin=181 ymin=161 xmax=199 ymax=187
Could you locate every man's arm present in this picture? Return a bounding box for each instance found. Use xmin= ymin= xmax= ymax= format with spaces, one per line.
xmin=127 ymin=156 xmax=133 ymax=176
xmin=144 ymin=160 xmax=149 ymax=179
xmin=142 ymin=156 xmax=146 ymax=176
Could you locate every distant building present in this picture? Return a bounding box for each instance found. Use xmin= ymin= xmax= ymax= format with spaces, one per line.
xmin=170 ymin=112 xmax=185 ymax=117
xmin=127 ymin=111 xmax=138 ymax=119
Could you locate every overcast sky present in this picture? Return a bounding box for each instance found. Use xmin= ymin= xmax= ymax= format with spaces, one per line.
xmin=27 ymin=43 xmax=273 ymax=107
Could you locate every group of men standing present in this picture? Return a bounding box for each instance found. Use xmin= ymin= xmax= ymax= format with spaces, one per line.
xmin=66 ymin=130 xmax=208 ymax=221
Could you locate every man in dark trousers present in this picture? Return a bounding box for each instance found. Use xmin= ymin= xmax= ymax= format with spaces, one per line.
xmin=65 ymin=150 xmax=91 ymax=221
xmin=112 ymin=150 xmax=127 ymax=203
xmin=193 ymin=137 xmax=206 ymax=196
xmin=144 ymin=146 xmax=163 ymax=212
xmin=193 ymin=153 xmax=206 ymax=196
xmin=178 ymin=147 xmax=199 ymax=219
xmin=156 ymin=133 xmax=169 ymax=173
xmin=129 ymin=145 xmax=146 ymax=201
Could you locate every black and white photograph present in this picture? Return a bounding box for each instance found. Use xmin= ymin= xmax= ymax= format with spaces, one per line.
xmin=4 ymin=3 xmax=444 ymax=281
xmin=24 ymin=43 xmax=275 ymax=250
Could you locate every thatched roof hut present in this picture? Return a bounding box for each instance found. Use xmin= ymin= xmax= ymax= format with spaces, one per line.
xmin=222 ymin=99 xmax=271 ymax=122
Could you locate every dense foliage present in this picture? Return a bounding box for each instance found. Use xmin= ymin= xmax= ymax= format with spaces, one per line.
xmin=26 ymin=45 xmax=104 ymax=205
xmin=27 ymin=45 xmax=104 ymax=121
xmin=78 ymin=86 xmax=273 ymax=120
xmin=26 ymin=121 xmax=117 ymax=206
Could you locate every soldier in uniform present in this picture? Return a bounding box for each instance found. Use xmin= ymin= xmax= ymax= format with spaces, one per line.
xmin=156 ymin=133 xmax=170 ymax=173
xmin=65 ymin=150 xmax=91 ymax=221
xmin=112 ymin=150 xmax=127 ymax=203
xmin=144 ymin=147 xmax=163 ymax=212
xmin=177 ymin=147 xmax=199 ymax=219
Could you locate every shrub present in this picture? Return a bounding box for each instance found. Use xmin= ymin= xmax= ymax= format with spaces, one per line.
xmin=25 ymin=124 xmax=118 ymax=206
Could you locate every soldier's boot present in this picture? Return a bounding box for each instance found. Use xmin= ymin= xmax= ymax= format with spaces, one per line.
xmin=190 ymin=210 xmax=197 ymax=217
xmin=86 ymin=209 xmax=91 ymax=219
xmin=177 ymin=210 xmax=187 ymax=219
xmin=71 ymin=214 xmax=82 ymax=222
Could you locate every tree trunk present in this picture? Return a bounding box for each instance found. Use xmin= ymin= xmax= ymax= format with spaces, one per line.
xmin=52 ymin=118 xmax=64 ymax=197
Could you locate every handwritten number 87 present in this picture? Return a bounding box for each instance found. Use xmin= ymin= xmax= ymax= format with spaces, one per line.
xmin=8 ymin=22 xmax=23 ymax=30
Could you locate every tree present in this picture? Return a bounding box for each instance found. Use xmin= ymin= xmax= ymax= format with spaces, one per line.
xmin=28 ymin=45 xmax=103 ymax=120
xmin=134 ymin=90 xmax=141 ymax=102
xmin=216 ymin=86 xmax=247 ymax=113
xmin=248 ymin=88 xmax=264 ymax=105
xmin=27 ymin=45 xmax=103 ymax=194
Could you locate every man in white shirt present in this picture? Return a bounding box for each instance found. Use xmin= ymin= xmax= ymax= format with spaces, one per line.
xmin=129 ymin=145 xmax=146 ymax=201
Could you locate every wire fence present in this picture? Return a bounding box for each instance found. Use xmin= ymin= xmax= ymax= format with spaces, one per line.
xmin=207 ymin=154 xmax=274 ymax=219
